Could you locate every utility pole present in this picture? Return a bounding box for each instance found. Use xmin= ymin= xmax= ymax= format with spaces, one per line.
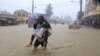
xmin=79 ymin=0 xmax=83 ymax=20
xmin=80 ymin=0 xmax=82 ymax=12
xmin=78 ymin=0 xmax=83 ymax=21
xmin=32 ymin=0 xmax=34 ymax=14
xmin=70 ymin=0 xmax=83 ymax=20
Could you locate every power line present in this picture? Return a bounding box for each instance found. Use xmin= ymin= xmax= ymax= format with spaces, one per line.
xmin=35 ymin=2 xmax=79 ymax=9
xmin=36 ymin=3 xmax=79 ymax=10
xmin=53 ymin=3 xmax=79 ymax=8
xmin=52 ymin=1 xmax=71 ymax=5
xmin=34 ymin=1 xmax=80 ymax=10
xmin=35 ymin=1 xmax=79 ymax=7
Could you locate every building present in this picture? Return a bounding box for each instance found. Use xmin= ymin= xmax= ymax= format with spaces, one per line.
xmin=84 ymin=0 xmax=96 ymax=16
xmin=84 ymin=0 xmax=100 ymax=16
xmin=0 ymin=10 xmax=11 ymax=15
xmin=0 ymin=11 xmax=17 ymax=26
xmin=82 ymin=0 xmax=100 ymax=27
xmin=14 ymin=9 xmax=30 ymax=24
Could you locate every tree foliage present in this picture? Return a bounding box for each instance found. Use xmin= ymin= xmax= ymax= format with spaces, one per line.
xmin=45 ymin=4 xmax=53 ymax=17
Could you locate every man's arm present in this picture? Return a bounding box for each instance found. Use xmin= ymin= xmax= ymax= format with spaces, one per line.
xmin=33 ymin=24 xmax=37 ymax=29
xmin=43 ymin=19 xmax=52 ymax=29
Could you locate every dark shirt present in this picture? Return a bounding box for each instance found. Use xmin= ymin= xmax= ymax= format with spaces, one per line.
xmin=33 ymin=19 xmax=51 ymax=29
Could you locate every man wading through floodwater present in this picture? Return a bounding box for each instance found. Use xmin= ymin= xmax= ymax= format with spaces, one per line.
xmin=26 ymin=15 xmax=52 ymax=50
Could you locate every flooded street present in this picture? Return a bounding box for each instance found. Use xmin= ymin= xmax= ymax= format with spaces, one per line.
xmin=0 ymin=24 xmax=100 ymax=56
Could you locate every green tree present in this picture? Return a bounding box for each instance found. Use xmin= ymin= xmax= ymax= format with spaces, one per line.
xmin=45 ymin=3 xmax=53 ymax=17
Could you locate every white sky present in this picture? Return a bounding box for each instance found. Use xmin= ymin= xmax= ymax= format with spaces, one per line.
xmin=0 ymin=0 xmax=85 ymax=19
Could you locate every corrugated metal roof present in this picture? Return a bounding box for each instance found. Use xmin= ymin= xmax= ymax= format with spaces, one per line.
xmin=0 ymin=14 xmax=16 ymax=19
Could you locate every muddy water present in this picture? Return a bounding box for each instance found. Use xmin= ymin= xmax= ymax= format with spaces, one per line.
xmin=0 ymin=24 xmax=100 ymax=56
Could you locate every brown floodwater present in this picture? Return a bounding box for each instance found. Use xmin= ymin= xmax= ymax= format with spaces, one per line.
xmin=0 ymin=24 xmax=100 ymax=56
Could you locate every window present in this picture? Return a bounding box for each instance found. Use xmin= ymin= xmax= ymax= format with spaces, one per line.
xmin=18 ymin=13 xmax=21 ymax=17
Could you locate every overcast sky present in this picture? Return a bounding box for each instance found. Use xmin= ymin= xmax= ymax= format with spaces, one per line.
xmin=0 ymin=0 xmax=85 ymax=19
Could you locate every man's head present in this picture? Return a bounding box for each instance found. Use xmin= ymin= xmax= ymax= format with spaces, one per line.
xmin=38 ymin=15 xmax=45 ymax=21
xmin=37 ymin=15 xmax=45 ymax=24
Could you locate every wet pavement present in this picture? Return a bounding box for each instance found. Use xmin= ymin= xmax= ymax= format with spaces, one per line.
xmin=0 ymin=24 xmax=100 ymax=56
